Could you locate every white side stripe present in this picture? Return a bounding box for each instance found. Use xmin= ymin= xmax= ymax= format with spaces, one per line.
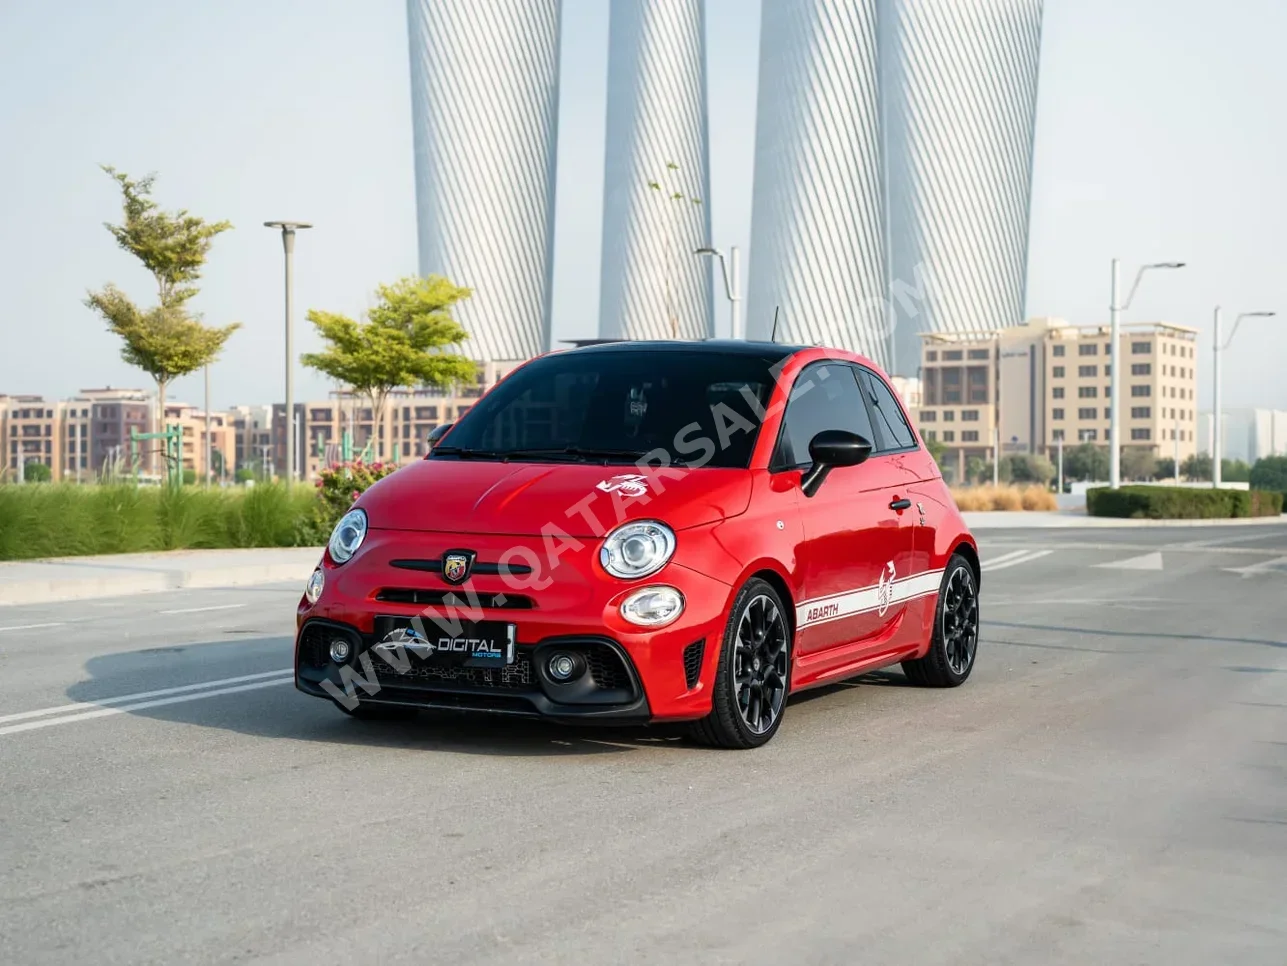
xmin=981 ymin=549 xmax=1052 ymax=573
xmin=796 ymin=570 xmax=945 ymax=628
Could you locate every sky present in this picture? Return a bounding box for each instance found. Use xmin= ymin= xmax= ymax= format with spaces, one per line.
xmin=0 ymin=0 xmax=1284 ymax=413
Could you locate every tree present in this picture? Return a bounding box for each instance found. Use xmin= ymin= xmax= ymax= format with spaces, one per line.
xmin=302 ymin=275 xmax=476 ymax=461
xmin=1063 ymin=443 xmax=1109 ymax=482
xmin=1120 ymin=447 xmax=1158 ymax=481
xmin=1250 ymin=455 xmax=1287 ymax=494
xmin=24 ymin=461 xmax=51 ymax=483
xmin=1155 ymin=457 xmax=1177 ymax=480
xmin=965 ymin=455 xmax=987 ymax=485
xmin=1221 ymin=458 xmax=1251 ymax=483
xmin=1006 ymin=453 xmax=1055 ymax=486
xmin=1181 ymin=452 xmax=1213 ymax=482
xmin=85 ymin=167 xmax=239 ymax=470
xmin=234 ymin=467 xmax=256 ymax=484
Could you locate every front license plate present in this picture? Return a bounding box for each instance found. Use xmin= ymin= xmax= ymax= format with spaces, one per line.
xmin=372 ymin=616 xmax=516 ymax=668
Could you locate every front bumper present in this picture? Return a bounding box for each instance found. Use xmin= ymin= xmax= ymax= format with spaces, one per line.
xmin=294 ymin=528 xmax=736 ymax=722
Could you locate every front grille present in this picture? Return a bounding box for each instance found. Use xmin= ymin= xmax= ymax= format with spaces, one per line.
xmin=583 ymin=644 xmax=629 ymax=691
xmin=370 ymin=650 xmax=534 ymax=690
xmin=682 ymin=639 xmax=705 ymax=690
xmin=374 ymin=588 xmax=533 ymax=609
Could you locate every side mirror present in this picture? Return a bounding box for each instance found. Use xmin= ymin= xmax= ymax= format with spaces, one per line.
xmin=426 ymin=423 xmax=454 ymax=452
xmin=801 ymin=430 xmax=872 ymax=498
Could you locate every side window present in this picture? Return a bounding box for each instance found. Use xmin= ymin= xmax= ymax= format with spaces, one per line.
xmin=774 ymin=363 xmax=875 ymax=468
xmin=857 ymin=368 xmax=917 ymax=452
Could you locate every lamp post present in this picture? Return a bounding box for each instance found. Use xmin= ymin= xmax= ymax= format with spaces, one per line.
xmin=694 ymin=246 xmax=741 ymax=338
xmin=1212 ymin=308 xmax=1275 ymax=488
xmin=1108 ymin=259 xmax=1185 ymax=488
xmin=264 ymin=221 xmax=312 ymax=483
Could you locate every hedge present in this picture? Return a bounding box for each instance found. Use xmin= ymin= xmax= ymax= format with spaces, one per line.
xmin=0 ymin=483 xmax=319 ymax=561
xmin=1086 ymin=485 xmax=1284 ymax=520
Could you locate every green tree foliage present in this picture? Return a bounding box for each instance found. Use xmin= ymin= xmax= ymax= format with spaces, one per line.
xmin=1006 ymin=453 xmax=1056 ymax=486
xmin=1181 ymin=452 xmax=1213 ymax=482
xmin=234 ymin=467 xmax=256 ymax=484
xmin=1120 ymin=447 xmax=1158 ymax=481
xmin=24 ymin=462 xmax=52 ymax=483
xmin=1154 ymin=457 xmax=1177 ymax=479
xmin=1221 ymin=458 xmax=1252 ymax=483
xmin=1062 ymin=443 xmax=1110 ymax=482
xmin=85 ymin=167 xmax=239 ymax=463
xmin=965 ymin=455 xmax=988 ymax=485
xmin=1249 ymin=455 xmax=1287 ymax=494
xmin=302 ymin=275 xmax=476 ymax=461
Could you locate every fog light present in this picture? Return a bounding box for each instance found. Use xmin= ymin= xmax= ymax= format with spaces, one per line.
xmin=620 ymin=585 xmax=685 ymax=627
xmin=304 ymin=568 xmax=325 ymax=605
xmin=548 ymin=652 xmax=578 ymax=681
xmin=329 ymin=639 xmax=352 ymax=663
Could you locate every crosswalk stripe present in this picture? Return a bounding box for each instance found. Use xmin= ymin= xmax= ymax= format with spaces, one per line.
xmin=981 ymin=549 xmax=1033 ymax=568
xmin=981 ymin=549 xmax=1053 ymax=573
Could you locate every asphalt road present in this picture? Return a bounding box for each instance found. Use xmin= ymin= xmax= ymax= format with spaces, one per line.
xmin=2 ymin=525 xmax=1286 ymax=965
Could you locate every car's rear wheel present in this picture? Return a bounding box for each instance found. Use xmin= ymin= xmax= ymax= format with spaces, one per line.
xmin=901 ymin=553 xmax=978 ymax=687
xmin=689 ymin=578 xmax=791 ymax=749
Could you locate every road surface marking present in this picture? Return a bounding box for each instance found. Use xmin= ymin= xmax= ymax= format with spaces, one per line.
xmin=0 ymin=668 xmax=293 ymax=726
xmin=0 ymin=622 xmax=65 ymax=633
xmin=0 ymin=676 xmax=294 ymax=737
xmin=1095 ymin=551 xmax=1164 ymax=571
xmin=157 ymin=604 xmax=246 ymax=615
xmin=981 ymin=549 xmax=1032 ymax=568
xmin=981 ymin=550 xmax=1052 ymax=573
xmin=1223 ymin=556 xmax=1287 ymax=578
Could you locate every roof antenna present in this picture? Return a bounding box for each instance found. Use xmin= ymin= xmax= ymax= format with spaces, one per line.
xmin=770 ymin=306 xmax=781 ymax=343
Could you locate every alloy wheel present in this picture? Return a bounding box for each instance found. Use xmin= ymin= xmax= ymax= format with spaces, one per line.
xmin=733 ymin=594 xmax=789 ymax=735
xmin=941 ymin=566 xmax=979 ymax=676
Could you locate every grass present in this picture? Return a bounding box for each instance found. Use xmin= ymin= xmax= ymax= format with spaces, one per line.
xmin=951 ymin=484 xmax=1058 ymax=512
xmin=0 ymin=484 xmax=319 ymax=561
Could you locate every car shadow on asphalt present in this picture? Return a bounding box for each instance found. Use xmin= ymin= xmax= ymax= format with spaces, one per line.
xmin=987 ymin=618 xmax=1287 ymax=650
xmin=65 ymin=638 xmax=914 ymax=757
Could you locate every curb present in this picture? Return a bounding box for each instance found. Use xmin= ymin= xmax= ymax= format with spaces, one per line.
xmin=964 ymin=512 xmax=1287 ymax=530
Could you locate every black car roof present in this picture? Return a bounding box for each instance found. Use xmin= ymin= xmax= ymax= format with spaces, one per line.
xmin=557 ymin=339 xmax=805 ymax=361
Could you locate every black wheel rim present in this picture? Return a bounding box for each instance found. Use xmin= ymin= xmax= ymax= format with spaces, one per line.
xmin=942 ymin=566 xmax=979 ymax=676
xmin=734 ymin=594 xmax=789 ymax=735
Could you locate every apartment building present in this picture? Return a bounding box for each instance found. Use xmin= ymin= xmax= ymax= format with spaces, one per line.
xmin=231 ymin=405 xmax=274 ymax=479
xmin=162 ymin=402 xmax=238 ymax=481
xmin=919 ymin=317 xmax=1199 ymax=480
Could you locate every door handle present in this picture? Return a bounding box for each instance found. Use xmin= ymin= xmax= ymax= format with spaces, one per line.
xmin=889 ymin=498 xmax=912 ymax=511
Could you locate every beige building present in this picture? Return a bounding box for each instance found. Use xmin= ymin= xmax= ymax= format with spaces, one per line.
xmin=919 ymin=317 xmax=1199 ymax=481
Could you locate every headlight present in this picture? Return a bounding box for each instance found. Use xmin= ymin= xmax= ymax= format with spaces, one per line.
xmin=304 ymin=567 xmax=325 ymax=604
xmin=327 ymin=508 xmax=367 ymax=564
xmin=620 ymin=585 xmax=685 ymax=627
xmin=600 ymin=520 xmax=676 ymax=580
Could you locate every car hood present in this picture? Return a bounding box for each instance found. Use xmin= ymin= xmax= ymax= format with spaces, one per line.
xmin=359 ymin=459 xmax=753 ymax=536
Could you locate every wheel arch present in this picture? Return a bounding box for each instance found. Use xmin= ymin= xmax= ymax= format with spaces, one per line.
xmin=951 ymin=540 xmax=981 ymax=589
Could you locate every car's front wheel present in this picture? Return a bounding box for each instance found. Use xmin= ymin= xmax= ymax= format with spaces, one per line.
xmin=689 ymin=578 xmax=792 ymax=749
xmin=901 ymin=553 xmax=979 ymax=687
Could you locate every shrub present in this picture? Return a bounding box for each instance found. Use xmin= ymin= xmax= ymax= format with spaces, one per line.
xmin=1087 ymin=485 xmax=1284 ymax=519
xmin=1249 ymin=455 xmax=1287 ymax=497
xmin=951 ymin=485 xmax=1057 ymax=512
xmin=23 ymin=462 xmax=52 ymax=483
xmin=309 ymin=460 xmax=399 ymax=541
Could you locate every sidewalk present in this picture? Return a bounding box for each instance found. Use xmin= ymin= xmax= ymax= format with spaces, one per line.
xmin=964 ymin=510 xmax=1287 ymax=530
xmin=0 ymin=547 xmax=322 ymax=607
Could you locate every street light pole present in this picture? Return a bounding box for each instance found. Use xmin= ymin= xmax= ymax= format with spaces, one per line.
xmin=694 ymin=246 xmax=742 ymax=338
xmin=1108 ymin=258 xmax=1186 ymax=489
xmin=1213 ymin=307 xmax=1276 ymax=489
xmin=264 ymin=221 xmax=312 ymax=483
xmin=204 ymin=364 xmax=212 ymax=487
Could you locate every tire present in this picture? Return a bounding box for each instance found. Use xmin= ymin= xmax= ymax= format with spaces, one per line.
xmin=336 ymin=701 xmax=418 ymax=721
xmin=901 ymin=553 xmax=979 ymax=688
xmin=689 ymin=578 xmax=792 ymax=749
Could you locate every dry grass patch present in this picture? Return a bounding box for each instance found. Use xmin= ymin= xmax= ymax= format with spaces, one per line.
xmin=951 ymin=484 xmax=1057 ymax=512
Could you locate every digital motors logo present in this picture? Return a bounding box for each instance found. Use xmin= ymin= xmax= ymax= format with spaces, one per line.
xmin=595 ymin=474 xmax=649 ymax=498
xmin=876 ymin=561 xmax=896 ymax=617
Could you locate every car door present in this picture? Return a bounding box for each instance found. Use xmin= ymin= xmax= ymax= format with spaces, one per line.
xmin=777 ymin=362 xmax=915 ymax=659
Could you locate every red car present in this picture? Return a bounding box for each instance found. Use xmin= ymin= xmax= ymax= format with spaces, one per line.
xmin=295 ymin=341 xmax=980 ymax=748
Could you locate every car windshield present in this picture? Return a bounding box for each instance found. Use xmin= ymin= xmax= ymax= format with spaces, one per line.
xmin=433 ymin=349 xmax=780 ymax=468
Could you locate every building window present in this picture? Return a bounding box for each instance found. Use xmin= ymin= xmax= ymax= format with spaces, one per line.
xmin=925 ymin=350 xmax=938 ymax=362
xmin=919 ymin=410 xmax=936 ymax=422
xmin=1131 ymin=363 xmax=1151 ymax=376
xmin=942 ymin=410 xmax=956 ymax=422
xmin=1131 ymin=406 xmax=1151 ymax=419
xmin=1052 ymin=386 xmax=1065 ymax=399
xmin=1052 ymin=366 xmax=1065 ymax=378
xmin=942 ymin=430 xmax=955 ymax=442
xmin=961 ymin=430 xmax=979 ymax=442
xmin=967 ymin=367 xmax=989 ymax=404
xmin=1052 ymin=408 xmax=1064 ymax=420
xmin=922 ymin=368 xmax=939 ymax=406
xmin=1130 ymin=428 xmax=1151 ymax=441
xmin=961 ymin=410 xmax=979 ymax=422
xmin=1132 ymin=385 xmax=1151 ymax=397
xmin=1132 ymin=342 xmax=1151 ymax=354
xmin=924 ymin=429 xmax=937 ymax=441
xmin=1078 ymin=407 xmax=1098 ymax=420
xmin=1078 ymin=365 xmax=1098 ymax=377
xmin=1052 ymin=429 xmax=1065 ymax=441
xmin=1079 ymin=429 xmax=1098 ymax=441
xmin=1079 ymin=343 xmax=1098 ymax=356
xmin=943 ymin=350 xmax=963 ymax=361
xmin=967 ymin=348 xmax=990 ymax=360
xmin=942 ymin=367 xmax=962 ymax=404
xmin=1052 ymin=344 xmax=1066 ymax=357
xmin=1078 ymin=386 xmax=1097 ymax=398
